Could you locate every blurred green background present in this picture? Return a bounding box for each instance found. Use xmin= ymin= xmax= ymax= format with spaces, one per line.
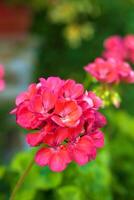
xmin=0 ymin=0 xmax=134 ymax=199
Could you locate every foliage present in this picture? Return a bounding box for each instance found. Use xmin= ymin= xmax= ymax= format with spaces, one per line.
xmin=8 ymin=0 xmax=99 ymax=47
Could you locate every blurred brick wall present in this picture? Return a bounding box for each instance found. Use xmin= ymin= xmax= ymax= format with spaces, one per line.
xmin=0 ymin=2 xmax=32 ymax=37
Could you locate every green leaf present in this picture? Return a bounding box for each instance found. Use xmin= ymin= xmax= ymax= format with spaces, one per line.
xmin=10 ymin=150 xmax=35 ymax=173
xmin=0 ymin=166 xmax=6 ymax=178
xmin=107 ymin=110 xmax=134 ymax=139
xmin=14 ymin=188 xmax=36 ymax=200
xmin=27 ymin=166 xmax=62 ymax=190
xmin=56 ymin=185 xmax=82 ymax=200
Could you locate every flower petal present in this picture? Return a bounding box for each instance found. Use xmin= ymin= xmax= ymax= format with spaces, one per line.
xmin=62 ymin=80 xmax=84 ymax=99
xmin=16 ymin=103 xmax=41 ymax=129
xmin=72 ymin=149 xmax=89 ymax=166
xmin=91 ymin=130 xmax=104 ymax=148
xmin=35 ymin=148 xmax=51 ymax=166
xmin=26 ymin=132 xmax=45 ymax=147
xmin=29 ymin=95 xmax=43 ymax=113
xmin=16 ymin=92 xmax=28 ymax=106
xmin=42 ymin=90 xmax=56 ymax=111
xmin=49 ymin=153 xmax=67 ymax=172
xmin=53 ymin=100 xmax=82 ymax=127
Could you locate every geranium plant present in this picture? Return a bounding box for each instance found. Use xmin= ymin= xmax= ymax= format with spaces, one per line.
xmin=9 ymin=35 xmax=134 ymax=200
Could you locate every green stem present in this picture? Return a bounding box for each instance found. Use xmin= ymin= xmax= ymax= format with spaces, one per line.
xmin=9 ymin=158 xmax=34 ymax=200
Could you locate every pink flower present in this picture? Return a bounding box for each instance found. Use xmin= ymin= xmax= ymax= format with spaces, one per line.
xmin=90 ymin=130 xmax=104 ymax=148
xmin=35 ymin=146 xmax=71 ymax=172
xmin=82 ymin=91 xmax=102 ymax=110
xmin=94 ymin=112 xmax=107 ymax=128
xmin=68 ymin=135 xmax=96 ymax=165
xmin=84 ymin=57 xmax=134 ymax=84
xmin=104 ymin=36 xmax=123 ymax=50
xmin=28 ymin=90 xmax=57 ymax=119
xmin=84 ymin=58 xmax=118 ymax=83
xmin=124 ymin=35 xmax=134 ymax=63
xmin=0 ymin=64 xmax=5 ymax=92
xmin=52 ymin=100 xmax=82 ymax=127
xmin=11 ymin=76 xmax=106 ymax=172
xmin=26 ymin=131 xmax=46 ymax=147
xmin=103 ymin=35 xmax=127 ymax=61
xmin=117 ymin=61 xmax=134 ymax=83
xmin=61 ymin=79 xmax=84 ymax=100
xmin=15 ymin=84 xmax=37 ymax=106
xmin=124 ymin=35 xmax=134 ymax=51
xmin=16 ymin=101 xmax=42 ymax=129
xmin=39 ymin=77 xmax=64 ymax=96
xmin=103 ymin=34 xmax=134 ymax=63
xmin=43 ymin=126 xmax=69 ymax=146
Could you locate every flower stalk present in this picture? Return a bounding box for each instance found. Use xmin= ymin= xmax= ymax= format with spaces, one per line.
xmin=9 ymin=158 xmax=34 ymax=200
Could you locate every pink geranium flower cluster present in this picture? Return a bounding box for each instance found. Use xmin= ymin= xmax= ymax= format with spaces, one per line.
xmin=0 ymin=64 xmax=5 ymax=92
xmin=103 ymin=35 xmax=134 ymax=63
xmin=84 ymin=57 xmax=134 ymax=84
xmin=11 ymin=77 xmax=106 ymax=172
